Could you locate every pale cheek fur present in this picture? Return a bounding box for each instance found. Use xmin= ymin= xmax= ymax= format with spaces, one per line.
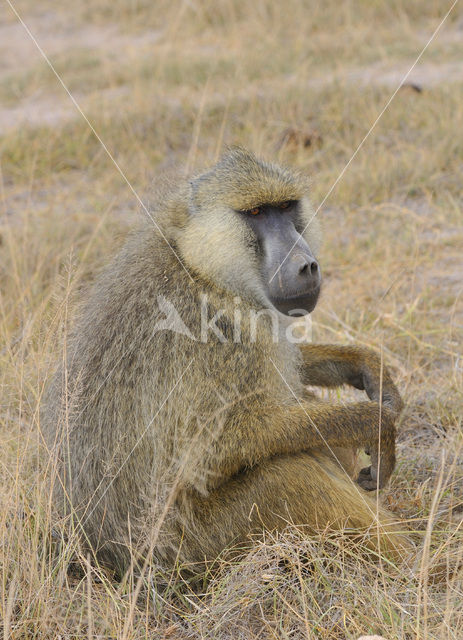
xmin=179 ymin=215 xmax=259 ymax=293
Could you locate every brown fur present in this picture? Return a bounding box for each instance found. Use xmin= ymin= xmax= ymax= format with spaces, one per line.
xmin=43 ymin=148 xmax=406 ymax=575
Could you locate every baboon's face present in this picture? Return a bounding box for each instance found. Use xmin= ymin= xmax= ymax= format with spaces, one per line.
xmin=181 ymin=150 xmax=321 ymax=317
xmin=241 ymin=200 xmax=321 ymax=316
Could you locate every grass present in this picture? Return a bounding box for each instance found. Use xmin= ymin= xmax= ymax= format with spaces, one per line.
xmin=1 ymin=0 xmax=462 ymax=637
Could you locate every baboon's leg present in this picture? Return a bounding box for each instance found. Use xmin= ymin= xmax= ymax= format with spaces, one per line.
xmin=176 ymin=452 xmax=404 ymax=567
xmin=314 ymin=446 xmax=360 ymax=478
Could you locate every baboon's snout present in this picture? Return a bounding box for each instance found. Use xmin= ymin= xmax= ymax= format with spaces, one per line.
xmin=243 ymin=203 xmax=321 ymax=316
xmin=267 ymin=245 xmax=321 ymax=316
xmin=289 ymin=250 xmax=320 ymax=287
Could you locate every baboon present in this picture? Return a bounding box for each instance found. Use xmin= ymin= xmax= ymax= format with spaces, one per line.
xmin=44 ymin=148 xmax=405 ymax=575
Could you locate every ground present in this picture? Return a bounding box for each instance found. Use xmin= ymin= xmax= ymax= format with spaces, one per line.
xmin=0 ymin=1 xmax=462 ymax=638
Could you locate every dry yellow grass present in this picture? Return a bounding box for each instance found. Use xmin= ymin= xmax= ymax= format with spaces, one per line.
xmin=1 ymin=1 xmax=462 ymax=638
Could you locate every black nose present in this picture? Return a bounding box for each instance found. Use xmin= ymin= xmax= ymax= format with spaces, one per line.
xmin=299 ymin=259 xmax=319 ymax=276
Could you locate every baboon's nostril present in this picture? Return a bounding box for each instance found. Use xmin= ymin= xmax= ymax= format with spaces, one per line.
xmin=299 ymin=259 xmax=318 ymax=276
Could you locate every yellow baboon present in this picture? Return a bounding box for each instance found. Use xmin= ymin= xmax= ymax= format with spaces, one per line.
xmin=44 ymin=148 xmax=405 ymax=575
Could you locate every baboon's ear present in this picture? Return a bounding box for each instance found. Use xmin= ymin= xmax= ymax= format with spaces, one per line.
xmin=188 ymin=173 xmax=215 ymax=215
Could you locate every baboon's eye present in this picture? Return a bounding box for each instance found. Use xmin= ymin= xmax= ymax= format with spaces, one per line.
xmin=248 ymin=207 xmax=261 ymax=215
xmin=279 ymin=201 xmax=290 ymax=209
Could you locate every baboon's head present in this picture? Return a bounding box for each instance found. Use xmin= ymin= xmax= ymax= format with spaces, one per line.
xmin=178 ymin=148 xmax=322 ymax=317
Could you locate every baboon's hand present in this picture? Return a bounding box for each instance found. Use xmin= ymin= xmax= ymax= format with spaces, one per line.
xmin=350 ymin=350 xmax=403 ymax=416
xmin=357 ymin=408 xmax=397 ymax=491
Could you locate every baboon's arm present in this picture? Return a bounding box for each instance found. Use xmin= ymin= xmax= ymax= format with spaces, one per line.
xmin=209 ymin=399 xmax=395 ymax=491
xmin=299 ymin=344 xmax=403 ymax=414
